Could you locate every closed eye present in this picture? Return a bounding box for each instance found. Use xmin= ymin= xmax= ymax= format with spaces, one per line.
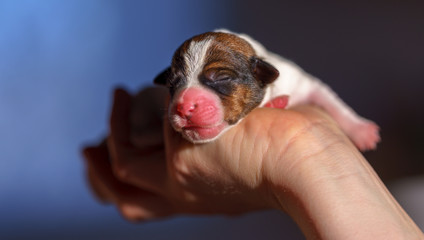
xmin=203 ymin=68 xmax=236 ymax=83
xmin=215 ymin=75 xmax=232 ymax=82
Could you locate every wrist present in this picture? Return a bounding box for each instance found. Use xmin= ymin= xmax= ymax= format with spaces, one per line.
xmin=263 ymin=124 xmax=422 ymax=239
xmin=263 ymin=118 xmax=357 ymax=238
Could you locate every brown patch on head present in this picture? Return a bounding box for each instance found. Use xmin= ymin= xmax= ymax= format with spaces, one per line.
xmin=204 ymin=32 xmax=255 ymax=71
xmin=167 ymin=31 xmax=274 ymax=125
xmin=190 ymin=32 xmax=255 ymax=55
xmin=172 ymin=32 xmax=256 ymax=75
xmin=221 ymin=83 xmax=264 ymax=124
xmin=208 ymin=32 xmax=256 ymax=58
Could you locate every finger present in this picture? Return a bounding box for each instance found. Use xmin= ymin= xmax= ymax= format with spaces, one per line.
xmin=130 ymin=87 xmax=168 ymax=149
xmin=107 ymin=88 xmax=167 ymax=194
xmin=87 ymin=167 xmax=110 ymax=202
xmin=110 ymin=88 xmax=165 ymax=148
xmin=116 ymin=190 xmax=175 ymax=222
xmin=110 ymin=88 xmax=133 ymax=147
xmin=83 ymin=144 xmax=122 ymax=202
xmin=83 ymin=141 xmax=110 ymax=202
xmin=108 ymin=142 xmax=168 ymax=195
xmin=85 ymin=143 xmax=175 ymax=221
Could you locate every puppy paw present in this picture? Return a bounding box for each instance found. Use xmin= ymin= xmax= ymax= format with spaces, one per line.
xmin=350 ymin=120 xmax=381 ymax=151
xmin=264 ymin=95 xmax=289 ymax=109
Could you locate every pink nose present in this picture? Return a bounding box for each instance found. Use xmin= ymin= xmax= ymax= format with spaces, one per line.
xmin=172 ymin=87 xmax=223 ymax=128
xmin=176 ymin=101 xmax=197 ymax=118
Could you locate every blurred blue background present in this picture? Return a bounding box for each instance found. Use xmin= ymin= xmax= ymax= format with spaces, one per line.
xmin=1 ymin=0 xmax=423 ymax=239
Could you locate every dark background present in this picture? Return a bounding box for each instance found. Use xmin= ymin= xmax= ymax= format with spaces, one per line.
xmin=1 ymin=0 xmax=423 ymax=239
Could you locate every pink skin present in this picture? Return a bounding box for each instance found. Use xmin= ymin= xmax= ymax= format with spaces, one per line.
xmin=170 ymin=87 xmax=228 ymax=142
xmin=349 ymin=120 xmax=380 ymax=150
xmin=264 ymin=95 xmax=289 ymax=109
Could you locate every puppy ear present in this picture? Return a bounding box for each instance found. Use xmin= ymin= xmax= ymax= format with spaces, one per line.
xmin=153 ymin=67 xmax=171 ymax=85
xmin=250 ymin=57 xmax=279 ymax=86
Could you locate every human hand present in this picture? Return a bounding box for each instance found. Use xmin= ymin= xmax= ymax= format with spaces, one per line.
xmin=83 ymin=87 xmax=423 ymax=239
xmin=84 ymin=88 xmax=270 ymax=217
xmin=83 ymin=87 xmax=336 ymax=217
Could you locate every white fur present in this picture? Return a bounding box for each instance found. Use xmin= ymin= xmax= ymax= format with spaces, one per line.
xmin=213 ymin=29 xmax=380 ymax=150
xmin=184 ymin=38 xmax=213 ymax=88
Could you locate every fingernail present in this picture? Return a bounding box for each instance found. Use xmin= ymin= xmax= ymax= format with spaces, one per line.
xmin=114 ymin=87 xmax=128 ymax=99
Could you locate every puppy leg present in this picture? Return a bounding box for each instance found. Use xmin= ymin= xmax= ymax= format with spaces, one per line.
xmin=306 ymin=81 xmax=380 ymax=151
xmin=264 ymin=95 xmax=289 ymax=109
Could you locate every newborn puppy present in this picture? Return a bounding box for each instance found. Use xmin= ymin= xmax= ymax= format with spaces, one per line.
xmin=154 ymin=29 xmax=380 ymax=151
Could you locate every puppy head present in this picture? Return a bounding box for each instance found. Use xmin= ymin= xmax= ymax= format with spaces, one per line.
xmin=155 ymin=31 xmax=279 ymax=143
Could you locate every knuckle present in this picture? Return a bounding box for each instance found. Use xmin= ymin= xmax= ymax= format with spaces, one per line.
xmin=113 ymin=162 xmax=132 ymax=182
xmin=118 ymin=203 xmax=146 ymax=222
xmin=168 ymin=156 xmax=202 ymax=204
xmin=87 ymin=171 xmax=110 ymax=202
xmin=170 ymin=155 xmax=193 ymax=184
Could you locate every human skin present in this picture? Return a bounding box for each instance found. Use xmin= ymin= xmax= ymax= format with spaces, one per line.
xmin=83 ymin=88 xmax=423 ymax=240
